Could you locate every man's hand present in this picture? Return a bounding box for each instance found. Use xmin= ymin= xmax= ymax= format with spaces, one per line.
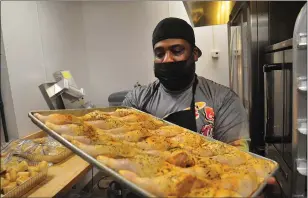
xmin=267 ymin=177 xmax=276 ymax=185
xmin=229 ymin=139 xmax=249 ymax=151
xmin=258 ymin=177 xmax=278 ymax=198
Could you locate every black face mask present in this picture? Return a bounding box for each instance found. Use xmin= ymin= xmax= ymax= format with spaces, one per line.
xmin=154 ymin=56 xmax=196 ymax=91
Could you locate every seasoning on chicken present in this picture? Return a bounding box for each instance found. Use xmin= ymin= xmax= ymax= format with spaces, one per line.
xmin=40 ymin=109 xmax=277 ymax=198
xmin=119 ymin=170 xmax=196 ymax=197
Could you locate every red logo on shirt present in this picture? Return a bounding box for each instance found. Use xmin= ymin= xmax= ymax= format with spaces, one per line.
xmin=195 ymin=106 xmax=199 ymax=119
xmin=201 ymin=124 xmax=213 ymax=137
xmin=204 ymin=107 xmax=214 ymax=122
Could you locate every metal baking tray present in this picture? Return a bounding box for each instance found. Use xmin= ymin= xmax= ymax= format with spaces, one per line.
xmin=28 ymin=106 xmax=279 ymax=197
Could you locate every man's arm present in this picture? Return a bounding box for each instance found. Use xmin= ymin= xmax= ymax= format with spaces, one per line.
xmin=122 ymin=83 xmax=155 ymax=109
xmin=122 ymin=91 xmax=136 ymax=107
xmin=214 ymin=90 xmax=251 ymax=151
xmin=229 ymin=139 xmax=250 ymax=151
xmin=122 ymin=88 xmax=141 ymax=108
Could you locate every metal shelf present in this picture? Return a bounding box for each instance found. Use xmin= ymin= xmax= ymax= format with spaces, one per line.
xmin=296 ymin=159 xmax=307 ymax=176
xmin=297 ymin=76 xmax=307 ymax=91
xmin=297 ymin=119 xmax=307 ymax=135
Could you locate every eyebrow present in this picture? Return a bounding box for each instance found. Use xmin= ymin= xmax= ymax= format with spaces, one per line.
xmin=154 ymin=44 xmax=185 ymax=51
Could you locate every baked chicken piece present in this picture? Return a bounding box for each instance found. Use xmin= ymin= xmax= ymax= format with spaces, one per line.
xmin=183 ymin=140 xmax=244 ymax=158
xmin=61 ymin=134 xmax=92 ymax=144
xmin=45 ymin=121 xmax=126 ymax=137
xmin=97 ymin=154 xmax=172 ymax=177
xmin=71 ymin=140 xmax=140 ymax=158
xmin=97 ymin=149 xmax=195 ymax=175
xmin=109 ymin=109 xmax=137 ymax=117
xmin=84 ymin=118 xmax=125 ymax=130
xmin=87 ymin=117 xmax=165 ymax=130
xmin=108 ymin=129 xmax=151 ymax=142
xmin=104 ymin=119 xmax=166 ymax=134
xmin=80 ymin=109 xmax=149 ymax=121
xmin=119 ymin=170 xmax=196 ymax=197
xmin=181 ymin=162 xmax=258 ymax=197
xmin=143 ymin=149 xmax=197 ymax=167
xmin=46 ymin=122 xmax=151 ymax=143
xmin=136 ymin=136 xmax=175 ymax=150
xmin=210 ymin=151 xmax=252 ymax=166
xmin=34 ymin=113 xmax=80 ymax=125
xmin=215 ymin=171 xmax=258 ymax=197
xmin=45 ymin=122 xmax=111 ymax=142
xmin=239 ymin=157 xmax=277 ymax=180
xmin=80 ymin=109 xmax=136 ymax=120
xmin=45 ymin=119 xmax=165 ymax=137
xmin=35 ymin=112 xmax=125 ymax=129
xmin=34 ymin=109 xmax=136 ymax=123
xmin=80 ymin=111 xmax=154 ymax=129
xmin=169 ymin=132 xmax=206 ymax=148
xmin=149 ymin=125 xmax=185 ymax=137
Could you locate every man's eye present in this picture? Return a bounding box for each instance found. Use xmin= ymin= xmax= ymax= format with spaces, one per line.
xmin=171 ymin=47 xmax=185 ymax=56
xmin=155 ymin=52 xmax=165 ymax=59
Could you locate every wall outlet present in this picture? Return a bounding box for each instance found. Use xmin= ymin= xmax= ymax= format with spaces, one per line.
xmin=211 ymin=50 xmax=220 ymax=58
xmin=233 ymin=49 xmax=241 ymax=56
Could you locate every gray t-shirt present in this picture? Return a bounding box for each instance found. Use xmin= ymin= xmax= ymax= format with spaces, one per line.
xmin=122 ymin=76 xmax=250 ymax=143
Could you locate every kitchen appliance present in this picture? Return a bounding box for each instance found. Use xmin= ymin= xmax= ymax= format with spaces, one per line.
xmin=291 ymin=3 xmax=307 ymax=197
xmin=264 ymin=39 xmax=294 ymax=197
xmin=229 ymin=2 xmax=307 ymax=196
xmin=263 ymin=3 xmax=307 ymax=198
xmin=39 ymin=70 xmax=94 ymax=110
xmin=228 ymin=1 xmax=269 ymax=155
xmin=228 ymin=1 xmax=306 ymax=155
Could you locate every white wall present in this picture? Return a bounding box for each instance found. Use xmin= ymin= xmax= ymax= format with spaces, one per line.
xmin=1 ymin=32 xmax=19 ymax=140
xmin=37 ymin=1 xmax=87 ymax=84
xmin=1 ymin=1 xmax=49 ymax=138
xmin=194 ymin=25 xmax=230 ymax=87
xmin=1 ymin=1 xmax=169 ymax=137
xmin=81 ymin=1 xmax=169 ymax=106
xmin=168 ymin=1 xmax=230 ymax=87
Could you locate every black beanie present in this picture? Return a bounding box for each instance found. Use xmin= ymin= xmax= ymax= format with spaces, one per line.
xmin=152 ymin=17 xmax=202 ymax=57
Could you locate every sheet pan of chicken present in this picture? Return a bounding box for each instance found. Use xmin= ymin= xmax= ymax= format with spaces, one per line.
xmin=28 ymin=107 xmax=278 ymax=198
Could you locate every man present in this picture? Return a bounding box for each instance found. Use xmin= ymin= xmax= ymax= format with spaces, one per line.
xmin=122 ymin=17 xmax=250 ymax=151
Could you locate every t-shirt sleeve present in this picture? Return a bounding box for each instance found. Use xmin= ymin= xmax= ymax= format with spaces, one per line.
xmin=122 ymin=83 xmax=157 ymax=110
xmin=122 ymin=89 xmax=139 ymax=108
xmin=213 ymin=90 xmax=250 ymax=143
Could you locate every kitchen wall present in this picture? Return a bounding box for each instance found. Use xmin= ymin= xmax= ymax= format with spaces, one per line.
xmin=1 ymin=1 xmax=169 ymax=137
xmin=81 ymin=1 xmax=169 ymax=106
xmin=1 ymin=1 xmax=229 ymax=138
xmin=169 ymin=1 xmax=230 ymax=87
xmin=36 ymin=1 xmax=170 ymax=106
xmin=1 ymin=33 xmax=19 ymax=140
xmin=1 ymin=1 xmax=48 ymax=138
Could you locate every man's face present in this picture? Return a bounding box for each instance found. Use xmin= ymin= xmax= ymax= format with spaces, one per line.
xmin=153 ymin=39 xmax=199 ymax=63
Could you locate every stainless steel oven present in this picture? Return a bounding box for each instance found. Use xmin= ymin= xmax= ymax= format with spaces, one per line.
xmin=264 ymin=41 xmax=293 ymax=197
xmin=229 ymin=1 xmax=307 ymax=197
xmin=264 ymin=4 xmax=307 ymax=197
xmin=264 ymin=40 xmax=293 ymax=168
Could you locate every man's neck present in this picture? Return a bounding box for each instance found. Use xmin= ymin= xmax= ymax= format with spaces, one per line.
xmin=162 ymin=75 xmax=196 ymax=95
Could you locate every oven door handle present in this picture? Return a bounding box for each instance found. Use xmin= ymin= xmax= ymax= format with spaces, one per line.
xmin=265 ymin=135 xmax=292 ymax=143
xmin=263 ymin=63 xmax=283 ymax=72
